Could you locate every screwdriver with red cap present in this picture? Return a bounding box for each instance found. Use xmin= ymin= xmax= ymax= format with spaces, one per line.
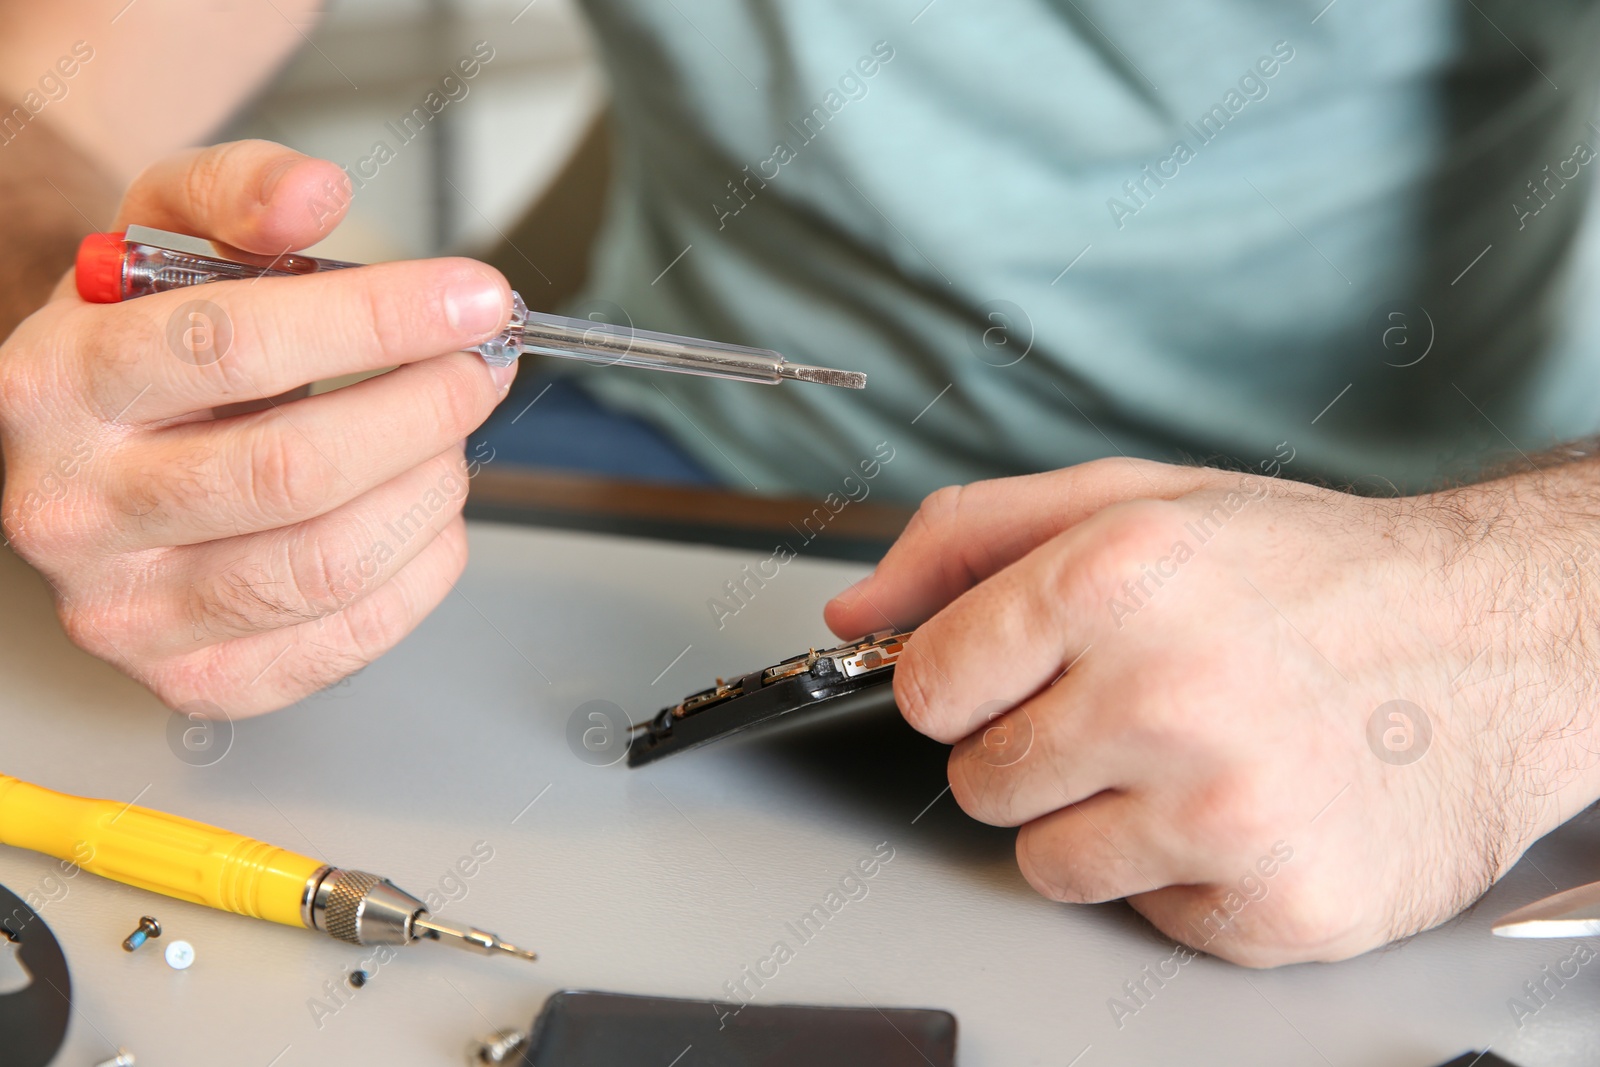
xmin=74 ymin=224 xmax=868 ymax=388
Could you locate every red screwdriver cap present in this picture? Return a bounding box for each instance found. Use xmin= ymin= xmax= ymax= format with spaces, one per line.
xmin=75 ymin=231 xmax=126 ymax=303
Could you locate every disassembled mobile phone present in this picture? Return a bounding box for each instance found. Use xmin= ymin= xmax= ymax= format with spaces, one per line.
xmin=627 ymin=631 xmax=911 ymax=766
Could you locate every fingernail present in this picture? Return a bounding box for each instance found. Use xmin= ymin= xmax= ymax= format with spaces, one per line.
xmin=258 ymin=158 xmax=298 ymax=206
xmin=487 ymin=361 xmax=517 ymax=393
xmin=445 ymin=277 xmax=507 ymax=337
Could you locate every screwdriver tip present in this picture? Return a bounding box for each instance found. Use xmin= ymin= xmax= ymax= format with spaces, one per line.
xmin=412 ymin=916 xmax=539 ymax=962
xmin=781 ymin=363 xmax=867 ymax=389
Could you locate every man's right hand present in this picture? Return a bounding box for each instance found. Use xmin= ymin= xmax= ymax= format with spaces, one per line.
xmin=0 ymin=140 xmax=517 ymax=715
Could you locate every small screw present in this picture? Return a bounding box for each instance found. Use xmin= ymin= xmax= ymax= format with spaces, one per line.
xmin=164 ymin=940 xmax=195 ymax=970
xmin=121 ymin=917 xmax=161 ymax=953
xmin=93 ymin=1050 xmax=135 ymax=1067
xmin=348 ymin=969 xmax=369 ymax=988
xmin=465 ymin=1029 xmax=527 ymax=1065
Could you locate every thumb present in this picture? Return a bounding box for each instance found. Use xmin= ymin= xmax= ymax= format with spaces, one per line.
xmin=113 ymin=139 xmax=351 ymax=255
xmin=824 ymin=458 xmax=1210 ymax=639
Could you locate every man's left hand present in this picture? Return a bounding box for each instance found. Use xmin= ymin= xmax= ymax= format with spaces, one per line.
xmin=826 ymin=458 xmax=1600 ymax=966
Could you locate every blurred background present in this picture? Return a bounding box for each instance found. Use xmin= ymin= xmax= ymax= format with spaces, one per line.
xmin=222 ymin=0 xmax=607 ymax=295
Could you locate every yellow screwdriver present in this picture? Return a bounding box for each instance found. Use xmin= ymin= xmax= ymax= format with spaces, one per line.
xmin=0 ymin=773 xmax=536 ymax=961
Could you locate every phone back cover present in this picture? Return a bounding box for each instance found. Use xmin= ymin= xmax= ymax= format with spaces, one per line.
xmin=523 ymin=990 xmax=957 ymax=1066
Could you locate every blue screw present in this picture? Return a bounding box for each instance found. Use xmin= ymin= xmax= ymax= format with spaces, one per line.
xmin=122 ymin=917 xmax=161 ymax=952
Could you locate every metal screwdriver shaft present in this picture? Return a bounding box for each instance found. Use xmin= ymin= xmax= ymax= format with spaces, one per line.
xmin=305 ymin=867 xmax=537 ymax=962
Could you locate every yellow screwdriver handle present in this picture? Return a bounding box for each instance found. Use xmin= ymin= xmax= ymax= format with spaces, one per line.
xmin=0 ymin=773 xmax=322 ymax=928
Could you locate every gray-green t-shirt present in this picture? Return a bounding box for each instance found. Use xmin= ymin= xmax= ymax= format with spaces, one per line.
xmin=572 ymin=0 xmax=1600 ymax=502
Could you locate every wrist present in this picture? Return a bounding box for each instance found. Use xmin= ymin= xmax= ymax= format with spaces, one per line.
xmin=1416 ymin=477 xmax=1600 ymax=837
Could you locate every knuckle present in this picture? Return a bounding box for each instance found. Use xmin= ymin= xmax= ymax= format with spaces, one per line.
xmin=188 ymin=320 xmax=258 ymax=401
xmin=426 ymin=356 xmax=492 ymax=437
xmin=188 ymin=563 xmax=321 ymax=641
xmin=946 ymin=751 xmax=1019 ymax=827
xmin=1261 ymin=889 xmax=1350 ymax=960
xmin=57 ymin=599 xmax=128 ymax=663
xmin=892 ymin=638 xmax=946 ymax=738
xmin=148 ymin=289 xmax=265 ymax=406
xmin=66 ymin=307 xmax=161 ymax=418
xmin=0 ymin=348 xmax=39 ymax=415
xmin=1114 ymin=667 xmax=1184 ymax=739
xmin=150 ymin=635 xmax=367 ymax=714
xmin=114 ymin=439 xmax=217 ymax=525
xmin=189 ymin=517 xmax=395 ymax=640
xmin=1015 ymin=834 xmax=1068 ymax=901
xmin=2 ymin=488 xmax=61 ymax=562
xmin=1096 ymin=498 xmax=1188 ymax=558
xmin=1075 ymin=456 xmax=1132 ymax=486
xmin=287 ymin=642 xmax=374 ymax=697
xmin=4 ymin=307 xmax=105 ymax=422
xmin=913 ymin=482 xmax=1001 ymax=591
xmin=436 ymin=512 xmax=471 ymax=572
xmin=356 ymin=281 xmax=417 ymax=365
xmin=238 ymin=428 xmax=334 ymax=524
xmin=1181 ymin=883 xmax=1347 ymax=966
xmin=142 ymin=652 xmax=247 ymax=713
xmin=181 ymin=142 xmax=250 ymax=222
xmin=36 ymin=505 xmax=105 ymax=562
xmin=141 ymin=662 xmax=207 ymax=712
xmin=1181 ymin=774 xmax=1277 ymax=855
xmin=912 ymin=483 xmax=966 ymax=541
xmin=282 ymin=531 xmax=362 ymax=616
xmin=317 ymin=518 xmax=468 ymax=667
xmin=180 ymin=155 xmax=222 ymax=225
xmin=1015 ymin=822 xmax=1104 ymax=904
xmin=330 ymin=597 xmax=413 ymax=667
xmin=4 ymin=447 xmax=111 ymax=561
xmin=945 ymin=750 xmax=990 ymax=821
xmin=1067 ymin=500 xmax=1192 ymax=613
xmin=0 ymin=510 xmax=42 ymax=561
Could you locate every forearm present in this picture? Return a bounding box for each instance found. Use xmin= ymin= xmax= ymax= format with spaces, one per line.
xmin=0 ymin=0 xmax=328 ymax=339
xmin=0 ymin=99 xmax=118 ymax=337
xmin=1424 ymin=443 xmax=1600 ymax=833
xmin=0 ymin=2 xmax=321 ymax=184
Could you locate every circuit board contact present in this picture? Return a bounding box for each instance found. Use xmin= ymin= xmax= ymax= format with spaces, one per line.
xmin=628 ymin=631 xmax=910 ymax=765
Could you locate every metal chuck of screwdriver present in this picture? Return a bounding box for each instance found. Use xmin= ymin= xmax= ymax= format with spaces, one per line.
xmin=305 ymin=867 xmax=537 ymax=961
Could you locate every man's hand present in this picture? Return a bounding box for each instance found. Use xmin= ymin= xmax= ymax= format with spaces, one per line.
xmin=0 ymin=140 xmax=516 ymax=715
xmin=826 ymin=457 xmax=1600 ymax=966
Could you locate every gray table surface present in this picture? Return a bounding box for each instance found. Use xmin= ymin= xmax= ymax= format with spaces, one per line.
xmin=1 ymin=520 xmax=1597 ymax=1067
